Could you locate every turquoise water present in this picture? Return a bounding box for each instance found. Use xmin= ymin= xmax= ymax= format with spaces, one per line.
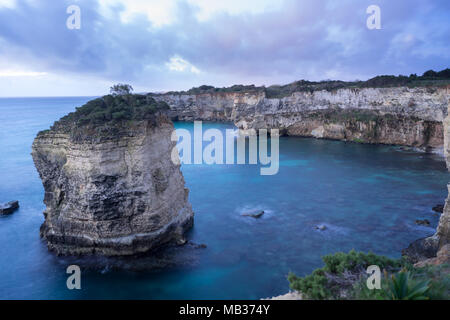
xmin=0 ymin=97 xmax=448 ymax=299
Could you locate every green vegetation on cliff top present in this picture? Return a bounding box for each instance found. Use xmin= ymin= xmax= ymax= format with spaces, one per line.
xmin=161 ymin=68 xmax=450 ymax=98
xmin=50 ymin=84 xmax=170 ymax=131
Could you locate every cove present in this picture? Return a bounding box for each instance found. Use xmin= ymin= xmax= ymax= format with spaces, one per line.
xmin=0 ymin=97 xmax=448 ymax=299
xmin=172 ymin=121 xmax=280 ymax=175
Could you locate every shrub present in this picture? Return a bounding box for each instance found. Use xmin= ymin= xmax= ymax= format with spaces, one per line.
xmin=52 ymin=92 xmax=170 ymax=130
xmin=290 ymin=250 xmax=449 ymax=300
xmin=160 ymin=68 xmax=450 ymax=99
xmin=288 ymin=270 xmax=331 ymax=300
xmin=288 ymin=250 xmax=403 ymax=300
xmin=352 ymin=268 xmax=444 ymax=300
xmin=110 ymin=83 xmax=133 ymax=96
xmin=383 ymin=270 xmax=430 ymax=300
xmin=407 ymin=263 xmax=450 ymax=300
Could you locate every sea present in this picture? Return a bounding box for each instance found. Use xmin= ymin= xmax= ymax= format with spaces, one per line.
xmin=0 ymin=97 xmax=447 ymax=299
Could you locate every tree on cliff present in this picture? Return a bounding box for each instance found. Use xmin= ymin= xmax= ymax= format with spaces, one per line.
xmin=110 ymin=84 xmax=133 ymax=96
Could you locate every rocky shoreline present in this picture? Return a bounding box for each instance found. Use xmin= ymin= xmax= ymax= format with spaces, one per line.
xmin=401 ymin=104 xmax=450 ymax=266
xmin=154 ymin=86 xmax=449 ymax=151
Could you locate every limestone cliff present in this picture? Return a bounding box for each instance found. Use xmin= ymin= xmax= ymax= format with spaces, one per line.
xmin=437 ymin=105 xmax=450 ymax=249
xmin=413 ymin=102 xmax=450 ymax=262
xmin=32 ymin=106 xmax=193 ymax=256
xmin=403 ymin=103 xmax=450 ymax=264
xmin=155 ymin=86 xmax=449 ymax=149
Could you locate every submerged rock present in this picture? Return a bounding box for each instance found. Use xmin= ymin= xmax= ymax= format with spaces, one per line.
xmin=415 ymin=219 xmax=431 ymax=226
xmin=56 ymin=240 xmax=206 ymax=272
xmin=32 ymin=102 xmax=193 ymax=256
xmin=187 ymin=241 xmax=207 ymax=249
xmin=432 ymin=204 xmax=445 ymax=213
xmin=0 ymin=200 xmax=19 ymax=215
xmin=242 ymin=210 xmax=264 ymax=218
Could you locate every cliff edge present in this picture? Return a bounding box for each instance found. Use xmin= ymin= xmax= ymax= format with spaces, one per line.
xmin=402 ymin=102 xmax=450 ymax=264
xmin=155 ymin=86 xmax=449 ymax=150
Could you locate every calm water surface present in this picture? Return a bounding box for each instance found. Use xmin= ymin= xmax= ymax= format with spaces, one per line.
xmin=0 ymin=97 xmax=448 ymax=299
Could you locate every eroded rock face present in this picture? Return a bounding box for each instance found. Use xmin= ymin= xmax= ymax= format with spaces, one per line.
xmin=402 ymin=236 xmax=440 ymax=263
xmin=413 ymin=244 xmax=450 ymax=267
xmin=155 ymin=86 xmax=449 ymax=149
xmin=32 ymin=115 xmax=193 ymax=256
xmin=437 ymin=107 xmax=450 ymax=249
xmin=404 ymin=103 xmax=450 ymax=263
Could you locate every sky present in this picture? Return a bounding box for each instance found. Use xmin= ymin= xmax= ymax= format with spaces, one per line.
xmin=0 ymin=0 xmax=448 ymax=97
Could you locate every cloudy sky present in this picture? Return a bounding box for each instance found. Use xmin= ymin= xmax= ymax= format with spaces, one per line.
xmin=0 ymin=0 xmax=448 ymax=96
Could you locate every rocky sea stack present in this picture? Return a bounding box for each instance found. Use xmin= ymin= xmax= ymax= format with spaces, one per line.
xmin=32 ymin=93 xmax=193 ymax=256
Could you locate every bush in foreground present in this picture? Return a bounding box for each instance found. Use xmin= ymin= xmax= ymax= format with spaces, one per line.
xmin=288 ymin=250 xmax=449 ymax=300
